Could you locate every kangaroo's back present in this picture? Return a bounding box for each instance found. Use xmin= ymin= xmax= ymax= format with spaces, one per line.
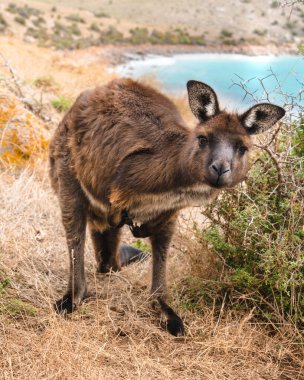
xmin=50 ymin=78 xmax=188 ymax=197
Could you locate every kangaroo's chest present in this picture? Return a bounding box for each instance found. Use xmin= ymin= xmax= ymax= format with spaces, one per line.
xmin=128 ymin=184 xmax=218 ymax=223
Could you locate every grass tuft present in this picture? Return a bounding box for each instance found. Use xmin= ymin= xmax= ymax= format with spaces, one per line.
xmin=51 ymin=96 xmax=72 ymax=112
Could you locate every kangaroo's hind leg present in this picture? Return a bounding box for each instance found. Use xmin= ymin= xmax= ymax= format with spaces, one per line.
xmin=54 ymin=168 xmax=88 ymax=315
xmin=149 ymin=211 xmax=185 ymax=336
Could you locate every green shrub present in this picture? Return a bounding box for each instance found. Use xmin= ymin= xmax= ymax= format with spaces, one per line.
xmin=94 ymin=11 xmax=109 ymax=18
xmin=221 ymin=29 xmax=233 ymax=38
xmin=14 ymin=16 xmax=26 ymax=26
xmin=7 ymin=4 xmax=41 ymax=18
xmin=196 ymin=118 xmax=304 ymax=325
xmin=33 ymin=76 xmax=56 ymax=89
xmin=0 ymin=13 xmax=8 ymax=32
xmin=0 ymin=278 xmax=10 ymax=293
xmin=74 ymin=37 xmax=98 ymax=49
xmin=99 ymin=26 xmax=124 ymax=44
xmin=254 ymin=29 xmax=267 ymax=36
xmin=128 ymin=27 xmax=150 ymax=44
xmin=32 ymin=16 xmax=46 ymax=27
xmin=90 ymin=22 xmax=101 ymax=32
xmin=51 ymin=96 xmax=72 ymax=112
xmin=132 ymin=239 xmax=150 ymax=252
xmin=285 ymin=22 xmax=295 ymax=30
xmin=6 ymin=3 xmax=18 ymax=14
xmin=68 ymin=23 xmax=82 ymax=36
xmin=65 ymin=14 xmax=85 ymax=23
xmin=0 ymin=298 xmax=37 ymax=317
xmin=51 ymin=22 xmax=76 ymax=49
xmin=25 ymin=27 xmax=48 ymax=41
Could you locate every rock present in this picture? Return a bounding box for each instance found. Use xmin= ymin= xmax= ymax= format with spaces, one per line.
xmin=0 ymin=88 xmax=49 ymax=163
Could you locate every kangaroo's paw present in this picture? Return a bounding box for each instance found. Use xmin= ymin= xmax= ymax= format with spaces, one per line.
xmin=158 ymin=298 xmax=185 ymax=336
xmin=54 ymin=294 xmax=76 ymax=315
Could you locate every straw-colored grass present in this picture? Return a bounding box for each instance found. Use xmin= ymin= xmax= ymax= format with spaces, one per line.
xmin=0 ymin=164 xmax=303 ymax=380
xmin=0 ymin=38 xmax=303 ymax=378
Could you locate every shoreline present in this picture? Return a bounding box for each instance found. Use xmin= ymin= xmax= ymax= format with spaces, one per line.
xmin=103 ymin=42 xmax=300 ymax=65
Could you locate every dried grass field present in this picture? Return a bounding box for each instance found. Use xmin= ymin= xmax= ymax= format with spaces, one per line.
xmin=0 ymin=18 xmax=303 ymax=378
xmin=0 ymin=164 xmax=303 ymax=380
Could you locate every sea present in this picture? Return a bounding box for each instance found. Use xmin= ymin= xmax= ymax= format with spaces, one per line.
xmin=115 ymin=53 xmax=304 ymax=111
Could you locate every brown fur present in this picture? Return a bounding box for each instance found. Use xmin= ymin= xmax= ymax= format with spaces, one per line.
xmin=49 ymin=78 xmax=285 ymax=335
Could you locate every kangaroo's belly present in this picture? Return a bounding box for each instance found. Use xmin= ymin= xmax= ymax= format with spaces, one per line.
xmin=128 ymin=184 xmax=218 ymax=223
xmin=81 ymin=180 xmax=219 ymax=228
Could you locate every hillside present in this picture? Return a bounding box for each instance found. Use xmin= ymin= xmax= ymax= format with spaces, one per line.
xmin=0 ymin=0 xmax=303 ymax=49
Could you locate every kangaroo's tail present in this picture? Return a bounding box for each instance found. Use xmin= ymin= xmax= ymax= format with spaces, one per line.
xmin=119 ymin=244 xmax=150 ymax=267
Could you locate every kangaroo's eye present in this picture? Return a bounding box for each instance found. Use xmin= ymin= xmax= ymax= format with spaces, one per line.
xmin=198 ymin=135 xmax=208 ymax=147
xmin=239 ymin=146 xmax=248 ymax=155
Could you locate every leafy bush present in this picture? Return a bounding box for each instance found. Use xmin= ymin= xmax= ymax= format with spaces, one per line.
xmin=7 ymin=3 xmax=41 ymax=18
xmin=25 ymin=27 xmax=48 ymax=42
xmin=14 ymin=16 xmax=26 ymax=26
xmin=0 ymin=13 xmax=8 ymax=32
xmin=90 ymin=22 xmax=101 ymax=32
xmin=65 ymin=14 xmax=85 ymax=23
xmin=6 ymin=3 xmax=17 ymax=13
xmin=68 ymin=23 xmax=82 ymax=36
xmin=32 ymin=16 xmax=46 ymax=27
xmin=128 ymin=27 xmax=150 ymax=44
xmin=94 ymin=11 xmax=109 ymax=18
xmin=0 ymin=298 xmax=37 ymax=317
xmin=254 ymin=29 xmax=267 ymax=36
xmin=99 ymin=26 xmax=124 ymax=44
xmin=221 ymin=29 xmax=233 ymax=38
xmin=132 ymin=28 xmax=205 ymax=45
xmin=33 ymin=76 xmax=57 ymax=90
xmin=132 ymin=239 xmax=150 ymax=252
xmin=271 ymin=1 xmax=280 ymax=8
xmin=196 ymin=118 xmax=304 ymax=325
xmin=51 ymin=21 xmax=81 ymax=49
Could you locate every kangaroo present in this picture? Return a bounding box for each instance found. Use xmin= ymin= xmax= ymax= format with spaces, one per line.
xmin=49 ymin=78 xmax=285 ymax=335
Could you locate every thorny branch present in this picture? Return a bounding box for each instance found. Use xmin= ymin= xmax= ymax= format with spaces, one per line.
xmin=0 ymin=53 xmax=24 ymax=98
xmin=280 ymin=0 xmax=304 ymax=6
xmin=0 ymin=54 xmax=52 ymax=123
xmin=231 ymin=67 xmax=303 ymax=202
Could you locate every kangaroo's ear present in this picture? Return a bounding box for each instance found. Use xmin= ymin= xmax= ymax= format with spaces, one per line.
xmin=240 ymin=103 xmax=285 ymax=135
xmin=187 ymin=80 xmax=219 ymax=122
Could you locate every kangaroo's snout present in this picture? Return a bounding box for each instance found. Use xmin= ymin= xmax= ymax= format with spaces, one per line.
xmin=208 ymin=160 xmax=231 ymax=186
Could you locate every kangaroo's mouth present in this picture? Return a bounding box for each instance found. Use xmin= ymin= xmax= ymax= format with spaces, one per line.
xmin=204 ymin=175 xmax=233 ymax=189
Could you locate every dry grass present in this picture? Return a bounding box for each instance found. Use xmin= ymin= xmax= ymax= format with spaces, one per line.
xmin=0 ymin=35 xmax=117 ymax=99
xmin=0 ymin=164 xmax=303 ymax=380
xmin=0 ymin=39 xmax=303 ymax=379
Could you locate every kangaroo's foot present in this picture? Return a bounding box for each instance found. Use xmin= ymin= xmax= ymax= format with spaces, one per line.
xmin=157 ymin=297 xmax=185 ymax=336
xmin=54 ymin=294 xmax=76 ymax=315
xmin=54 ymin=287 xmax=87 ymax=315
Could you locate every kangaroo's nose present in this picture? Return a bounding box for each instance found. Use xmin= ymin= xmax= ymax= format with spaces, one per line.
xmin=210 ymin=161 xmax=231 ymax=177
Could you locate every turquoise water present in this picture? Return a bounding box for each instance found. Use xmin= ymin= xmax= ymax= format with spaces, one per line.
xmin=115 ymin=54 xmax=304 ymax=110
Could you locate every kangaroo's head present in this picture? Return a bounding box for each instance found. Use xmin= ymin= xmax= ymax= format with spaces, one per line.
xmin=186 ymin=80 xmax=285 ymax=189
